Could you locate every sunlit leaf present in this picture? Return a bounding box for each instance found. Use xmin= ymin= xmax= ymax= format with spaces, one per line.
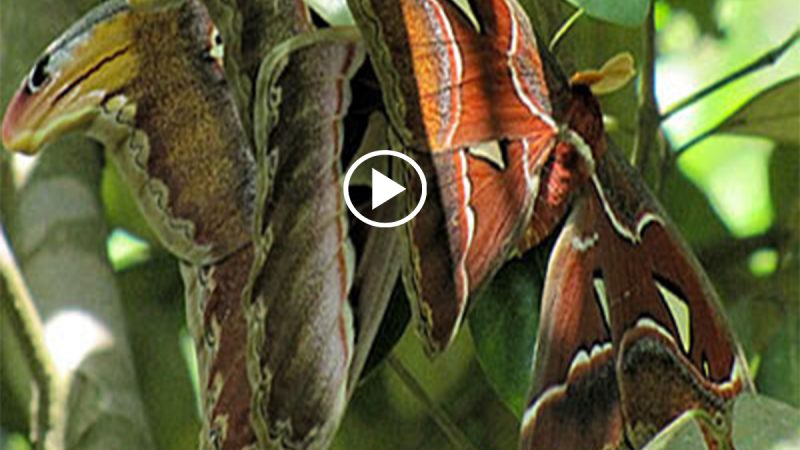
xmin=2 ymin=434 xmax=32 ymax=450
xmin=564 ymin=0 xmax=651 ymax=26
xmin=659 ymin=162 xmax=732 ymax=247
xmin=665 ymin=0 xmax=720 ymax=36
xmin=715 ymin=77 xmax=800 ymax=145
xmin=468 ymin=247 xmax=547 ymax=417
xmin=101 ymin=163 xmax=161 ymax=249
xmin=747 ymin=247 xmax=779 ymax=277
xmin=678 ymin=137 xmax=774 ymax=238
xmin=107 ymin=230 xmax=151 ymax=272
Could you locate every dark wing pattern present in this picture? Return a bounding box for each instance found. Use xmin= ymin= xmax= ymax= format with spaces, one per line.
xmin=522 ymin=146 xmax=752 ymax=449
xmin=521 ymin=189 xmax=625 ymax=450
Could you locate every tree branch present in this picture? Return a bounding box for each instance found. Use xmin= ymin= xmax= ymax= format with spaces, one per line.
xmin=0 ymin=227 xmax=60 ymax=450
xmin=632 ymin=3 xmax=662 ymax=181
xmin=661 ymin=28 xmax=800 ymax=121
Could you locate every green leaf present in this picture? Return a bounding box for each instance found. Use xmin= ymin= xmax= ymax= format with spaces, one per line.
xmin=643 ymin=394 xmax=800 ymax=450
xmin=769 ymin=143 xmax=800 ymax=228
xmin=468 ymin=247 xmax=547 ymax=417
xmin=641 ymin=410 xmax=707 ymax=450
xmin=732 ymin=393 xmax=800 ymax=448
xmin=564 ymin=0 xmax=651 ymax=27
xmin=715 ymin=77 xmax=800 ymax=145
xmin=665 ymin=0 xmax=720 ymax=36
xmin=659 ymin=163 xmax=732 ymax=247
xmin=361 ymin=280 xmax=410 ymax=380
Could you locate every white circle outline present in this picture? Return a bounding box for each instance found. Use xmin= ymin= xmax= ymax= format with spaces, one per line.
xmin=343 ymin=150 xmax=427 ymax=228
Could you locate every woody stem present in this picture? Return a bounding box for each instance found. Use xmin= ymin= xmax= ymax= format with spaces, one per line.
xmin=632 ymin=2 xmax=662 ymax=180
xmin=0 ymin=227 xmax=60 ymax=450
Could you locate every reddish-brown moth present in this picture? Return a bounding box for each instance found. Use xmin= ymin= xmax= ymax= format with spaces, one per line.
xmin=348 ymin=0 xmax=752 ymax=448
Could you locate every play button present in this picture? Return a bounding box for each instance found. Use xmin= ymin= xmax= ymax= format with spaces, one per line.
xmin=371 ymin=169 xmax=406 ymax=209
xmin=343 ymin=150 xmax=427 ymax=228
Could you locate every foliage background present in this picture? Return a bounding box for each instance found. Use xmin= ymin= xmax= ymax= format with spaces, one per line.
xmin=0 ymin=0 xmax=798 ymax=449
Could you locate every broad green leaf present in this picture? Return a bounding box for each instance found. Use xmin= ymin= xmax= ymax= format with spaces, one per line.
xmin=769 ymin=143 xmax=800 ymax=229
xmin=361 ymin=281 xmax=410 ymax=380
xmin=334 ymin=328 xmax=518 ymax=450
xmin=659 ymin=163 xmax=732 ymax=248
xmin=732 ymin=393 xmax=800 ymax=448
xmin=678 ymin=137 xmax=775 ymax=238
xmin=305 ymin=0 xmax=354 ymax=25
xmin=643 ymin=394 xmax=800 ymax=450
xmin=715 ymin=77 xmax=800 ymax=145
xmin=642 ymin=410 xmax=707 ymax=450
xmin=468 ymin=247 xmax=547 ymax=417
xmin=2 ymin=433 xmax=32 ymax=450
xmin=564 ymin=0 xmax=651 ymax=27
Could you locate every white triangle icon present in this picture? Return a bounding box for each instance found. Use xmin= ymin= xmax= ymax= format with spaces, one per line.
xmin=371 ymin=169 xmax=406 ymax=210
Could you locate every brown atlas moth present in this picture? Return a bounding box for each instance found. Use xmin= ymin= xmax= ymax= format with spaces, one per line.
xmin=347 ymin=0 xmax=753 ymax=449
